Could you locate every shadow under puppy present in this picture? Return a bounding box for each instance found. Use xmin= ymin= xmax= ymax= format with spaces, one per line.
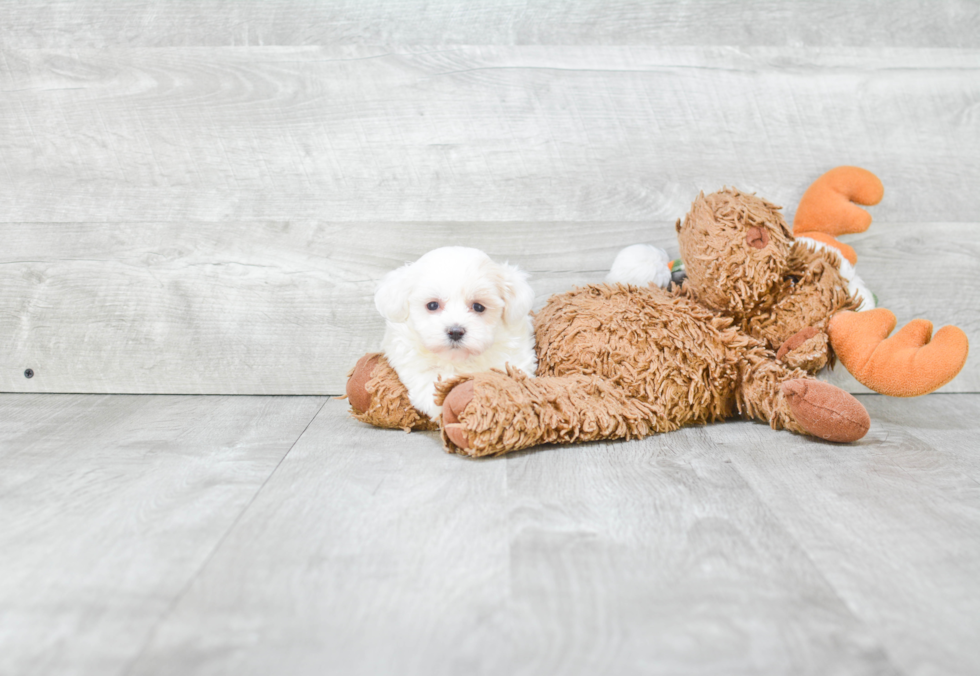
xmin=347 ymin=246 xmax=536 ymax=429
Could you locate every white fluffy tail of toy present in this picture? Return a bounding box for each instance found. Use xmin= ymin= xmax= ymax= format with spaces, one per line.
xmin=606 ymin=244 xmax=672 ymax=288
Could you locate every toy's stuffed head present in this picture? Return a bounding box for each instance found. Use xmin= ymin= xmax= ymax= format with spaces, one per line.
xmin=677 ymin=188 xmax=794 ymax=317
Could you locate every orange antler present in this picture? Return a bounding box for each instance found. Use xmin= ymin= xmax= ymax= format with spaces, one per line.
xmin=793 ymin=166 xmax=884 ymax=265
xmin=829 ymin=309 xmax=969 ymax=397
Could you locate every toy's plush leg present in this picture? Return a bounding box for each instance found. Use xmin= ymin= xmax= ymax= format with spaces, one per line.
xmin=737 ymin=350 xmax=807 ymax=434
xmin=829 ymin=309 xmax=969 ymax=397
xmin=737 ymin=349 xmax=870 ymax=442
xmin=436 ymin=367 xmax=669 ymax=457
xmin=345 ymin=353 xmax=438 ymax=431
xmin=793 ymin=166 xmax=884 ymax=265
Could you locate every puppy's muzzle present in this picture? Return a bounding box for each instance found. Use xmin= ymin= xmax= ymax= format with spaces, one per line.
xmin=446 ymin=325 xmax=466 ymax=343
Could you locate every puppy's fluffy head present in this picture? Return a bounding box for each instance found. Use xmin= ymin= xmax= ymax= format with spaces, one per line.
xmin=375 ymin=247 xmax=534 ymax=362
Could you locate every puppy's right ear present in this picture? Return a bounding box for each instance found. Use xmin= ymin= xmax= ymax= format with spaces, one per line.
xmin=374 ymin=264 xmax=413 ymax=323
xmin=496 ymin=262 xmax=536 ymax=328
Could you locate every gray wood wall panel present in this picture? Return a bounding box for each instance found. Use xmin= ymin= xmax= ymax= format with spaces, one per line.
xmin=4 ymin=1 xmax=979 ymax=48
xmin=2 ymin=47 xmax=978 ymax=223
xmin=2 ymin=221 xmax=976 ymax=394
xmin=2 ymin=6 xmax=977 ymax=395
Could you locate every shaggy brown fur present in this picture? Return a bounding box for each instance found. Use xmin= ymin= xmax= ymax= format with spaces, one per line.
xmin=434 ymin=284 xmax=811 ymax=457
xmin=746 ymin=243 xmax=860 ymax=352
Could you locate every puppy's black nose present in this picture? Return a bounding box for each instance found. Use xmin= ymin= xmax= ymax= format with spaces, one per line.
xmin=447 ymin=325 xmax=466 ymax=342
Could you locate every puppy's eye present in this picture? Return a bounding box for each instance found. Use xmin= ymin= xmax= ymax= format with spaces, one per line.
xmin=426 ymin=301 xmax=440 ymax=312
xmin=472 ymin=303 xmax=486 ymax=313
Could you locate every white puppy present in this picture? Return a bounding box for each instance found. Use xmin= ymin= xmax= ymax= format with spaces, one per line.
xmin=375 ymin=247 xmax=537 ymax=419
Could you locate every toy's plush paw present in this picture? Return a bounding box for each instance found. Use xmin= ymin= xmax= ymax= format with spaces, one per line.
xmin=441 ymin=380 xmax=475 ymax=452
xmin=776 ymin=327 xmax=829 ymax=373
xmin=437 ymin=373 xmax=512 ymax=458
xmin=829 ymin=309 xmax=969 ymax=397
xmin=781 ymin=379 xmax=870 ymax=442
xmin=345 ymin=353 xmax=438 ymax=431
xmin=347 ymin=353 xmax=381 ymax=414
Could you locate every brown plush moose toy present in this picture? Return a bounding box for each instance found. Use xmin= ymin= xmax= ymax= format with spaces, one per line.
xmin=347 ymin=167 xmax=969 ymax=456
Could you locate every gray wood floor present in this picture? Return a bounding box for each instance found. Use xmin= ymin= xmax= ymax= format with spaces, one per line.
xmin=2 ymin=393 xmax=979 ymax=676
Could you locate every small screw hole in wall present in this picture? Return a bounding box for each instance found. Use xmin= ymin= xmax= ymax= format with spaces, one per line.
xmin=24 ymin=369 xmax=34 ymax=379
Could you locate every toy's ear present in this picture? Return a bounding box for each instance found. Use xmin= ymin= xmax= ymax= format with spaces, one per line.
xmin=496 ymin=263 xmax=535 ymax=327
xmin=374 ymin=264 xmax=414 ymax=323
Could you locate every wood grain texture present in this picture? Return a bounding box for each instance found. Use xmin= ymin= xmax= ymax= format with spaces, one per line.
xmin=0 ymin=393 xmax=325 ymax=676
xmin=865 ymin=393 xmax=980 ymax=482
xmin=1 ymin=46 xmax=979 ymax=223
xmin=713 ymin=396 xmax=980 ymax=676
xmin=3 ymin=1 xmax=979 ymax=48
xmin=127 ymin=400 xmax=512 ymax=676
xmin=498 ymin=427 xmax=897 ymax=675
xmin=127 ymin=400 xmax=898 ymax=676
xmin=2 ymin=14 xmax=978 ymax=395
xmin=1 ymin=221 xmax=976 ymax=394
xmin=4 ymin=394 xmax=980 ymax=674
xmin=0 ymin=219 xmax=658 ymax=394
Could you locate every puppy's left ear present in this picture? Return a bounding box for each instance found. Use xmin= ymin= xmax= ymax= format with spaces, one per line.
xmin=496 ymin=262 xmax=535 ymax=327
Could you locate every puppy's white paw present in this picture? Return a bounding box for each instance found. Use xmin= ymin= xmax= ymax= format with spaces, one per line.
xmin=606 ymin=244 xmax=672 ymax=288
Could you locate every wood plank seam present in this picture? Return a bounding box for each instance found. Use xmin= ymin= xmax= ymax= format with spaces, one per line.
xmin=118 ymin=397 xmax=328 ymax=674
